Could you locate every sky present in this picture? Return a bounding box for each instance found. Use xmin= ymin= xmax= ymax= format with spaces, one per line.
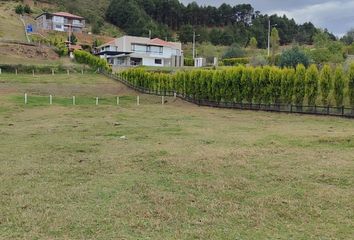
xmin=180 ymin=0 xmax=354 ymax=37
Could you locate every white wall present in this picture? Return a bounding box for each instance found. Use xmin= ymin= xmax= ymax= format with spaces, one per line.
xmin=142 ymin=57 xmax=164 ymax=67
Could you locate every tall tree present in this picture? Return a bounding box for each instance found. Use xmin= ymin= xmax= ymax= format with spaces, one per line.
xmin=270 ymin=28 xmax=280 ymax=64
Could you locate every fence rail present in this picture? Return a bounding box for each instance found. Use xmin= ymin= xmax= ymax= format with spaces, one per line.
xmin=102 ymin=71 xmax=354 ymax=119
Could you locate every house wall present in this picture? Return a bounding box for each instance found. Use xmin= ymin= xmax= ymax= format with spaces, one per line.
xmin=36 ymin=14 xmax=85 ymax=33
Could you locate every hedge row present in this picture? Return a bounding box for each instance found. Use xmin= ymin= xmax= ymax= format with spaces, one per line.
xmin=222 ymin=57 xmax=250 ymax=66
xmin=119 ymin=64 xmax=354 ymax=107
xmin=184 ymin=58 xmax=194 ymax=66
xmin=0 ymin=64 xmax=91 ymax=74
xmin=73 ymin=50 xmax=111 ymax=72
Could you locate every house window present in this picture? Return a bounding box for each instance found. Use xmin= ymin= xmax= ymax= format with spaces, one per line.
xmin=155 ymin=59 xmax=162 ymax=65
xmin=131 ymin=44 xmax=147 ymax=53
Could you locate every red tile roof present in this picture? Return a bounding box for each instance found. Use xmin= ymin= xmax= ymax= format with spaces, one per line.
xmin=149 ymin=38 xmax=176 ymax=48
xmin=52 ymin=12 xmax=84 ymax=19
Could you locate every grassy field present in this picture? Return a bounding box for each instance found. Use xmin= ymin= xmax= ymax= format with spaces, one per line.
xmin=0 ymin=73 xmax=353 ymax=239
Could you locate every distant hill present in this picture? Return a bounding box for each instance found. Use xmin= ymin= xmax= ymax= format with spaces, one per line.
xmin=3 ymin=0 xmax=336 ymax=49
xmin=33 ymin=0 xmax=332 ymax=48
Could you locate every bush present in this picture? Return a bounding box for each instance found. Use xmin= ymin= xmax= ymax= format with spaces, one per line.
xmin=333 ymin=66 xmax=345 ymax=107
xmin=294 ymin=64 xmax=306 ymax=105
xmin=223 ymin=44 xmax=245 ymax=59
xmin=250 ymin=55 xmax=268 ymax=67
xmin=269 ymin=67 xmax=282 ymax=104
xmin=305 ymin=65 xmax=319 ymax=105
xmin=281 ymin=68 xmax=295 ymax=104
xmin=15 ymin=5 xmax=24 ymax=14
xmin=74 ymin=50 xmax=111 ymax=72
xmin=279 ymin=47 xmax=309 ymax=68
xmin=184 ymin=58 xmax=194 ymax=66
xmin=348 ymin=63 xmax=354 ymax=108
xmin=319 ymin=65 xmax=332 ymax=105
xmin=222 ymin=58 xmax=249 ymax=66
xmin=24 ymin=4 xmax=31 ymax=14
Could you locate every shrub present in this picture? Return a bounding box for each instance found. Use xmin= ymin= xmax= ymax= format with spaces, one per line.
xmin=281 ymin=68 xmax=295 ymax=104
xmin=223 ymin=43 xmax=245 ymax=59
xmin=319 ymin=64 xmax=332 ymax=105
xmin=74 ymin=50 xmax=111 ymax=72
xmin=333 ymin=66 xmax=345 ymax=107
xmin=279 ymin=47 xmax=309 ymax=68
xmin=15 ymin=5 xmax=24 ymax=14
xmin=348 ymin=63 xmax=354 ymax=108
xmin=241 ymin=67 xmax=254 ymax=103
xmin=269 ymin=67 xmax=282 ymax=104
xmin=184 ymin=58 xmax=194 ymax=66
xmin=294 ymin=64 xmax=306 ymax=105
xmin=250 ymin=55 xmax=268 ymax=67
xmin=252 ymin=67 xmax=263 ymax=103
xmin=305 ymin=65 xmax=319 ymax=105
xmin=222 ymin=58 xmax=249 ymax=66
xmin=24 ymin=4 xmax=31 ymax=14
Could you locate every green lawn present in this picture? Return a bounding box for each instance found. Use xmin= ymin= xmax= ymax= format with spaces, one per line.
xmin=0 ymin=74 xmax=353 ymax=239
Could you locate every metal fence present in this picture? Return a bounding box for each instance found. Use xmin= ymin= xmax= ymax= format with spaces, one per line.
xmin=102 ymin=71 xmax=354 ymax=119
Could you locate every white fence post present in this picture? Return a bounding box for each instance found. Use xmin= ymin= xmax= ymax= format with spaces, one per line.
xmin=137 ymin=96 xmax=140 ymax=106
xmin=67 ymin=69 xmax=70 ymax=75
xmin=174 ymin=92 xmax=177 ymax=99
xmin=162 ymin=96 xmax=164 ymax=105
xmin=52 ymin=69 xmax=54 ymax=75
xmin=117 ymin=96 xmax=120 ymax=105
xmin=81 ymin=69 xmax=84 ymax=75
xmin=0 ymin=68 xmax=2 ymax=74
xmin=32 ymin=69 xmax=35 ymax=77
xmin=96 ymin=97 xmax=99 ymax=105
xmin=49 ymin=95 xmax=52 ymax=105
xmin=15 ymin=69 xmax=18 ymax=75
xmin=73 ymin=96 xmax=75 ymax=105
xmin=24 ymin=93 xmax=27 ymax=104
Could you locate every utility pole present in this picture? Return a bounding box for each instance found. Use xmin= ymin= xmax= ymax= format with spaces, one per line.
xmin=193 ymin=31 xmax=196 ymax=59
xmin=267 ymin=19 xmax=277 ymax=57
xmin=192 ymin=31 xmax=200 ymax=59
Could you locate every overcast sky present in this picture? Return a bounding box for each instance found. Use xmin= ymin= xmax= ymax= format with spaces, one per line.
xmin=181 ymin=0 xmax=354 ymax=36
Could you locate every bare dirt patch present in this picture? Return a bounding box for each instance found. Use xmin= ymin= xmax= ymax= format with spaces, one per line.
xmin=0 ymin=42 xmax=59 ymax=61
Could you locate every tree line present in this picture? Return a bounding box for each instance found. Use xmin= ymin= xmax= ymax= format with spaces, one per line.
xmin=119 ymin=64 xmax=354 ymax=108
xmin=106 ymin=0 xmax=326 ymax=47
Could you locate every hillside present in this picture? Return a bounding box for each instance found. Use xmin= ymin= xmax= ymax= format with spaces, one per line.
xmin=0 ymin=1 xmax=27 ymax=41
xmin=31 ymin=0 xmax=327 ymax=48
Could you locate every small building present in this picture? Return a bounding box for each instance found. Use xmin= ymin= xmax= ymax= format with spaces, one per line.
xmin=35 ymin=12 xmax=85 ymax=33
xmin=95 ymin=36 xmax=184 ymax=67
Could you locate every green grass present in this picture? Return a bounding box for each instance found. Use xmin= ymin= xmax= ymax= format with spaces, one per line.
xmin=0 ymin=74 xmax=353 ymax=239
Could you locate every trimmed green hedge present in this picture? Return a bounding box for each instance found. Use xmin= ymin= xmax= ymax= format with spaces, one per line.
xmin=119 ymin=64 xmax=354 ymax=108
xmin=0 ymin=64 xmax=91 ymax=74
xmin=74 ymin=50 xmax=111 ymax=72
xmin=184 ymin=58 xmax=194 ymax=66
xmin=222 ymin=58 xmax=250 ymax=66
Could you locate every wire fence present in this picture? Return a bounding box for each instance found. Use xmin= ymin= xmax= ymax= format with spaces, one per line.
xmin=102 ymin=71 xmax=354 ymax=119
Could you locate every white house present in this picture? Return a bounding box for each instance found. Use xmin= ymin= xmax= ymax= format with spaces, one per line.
xmin=96 ymin=36 xmax=184 ymax=67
